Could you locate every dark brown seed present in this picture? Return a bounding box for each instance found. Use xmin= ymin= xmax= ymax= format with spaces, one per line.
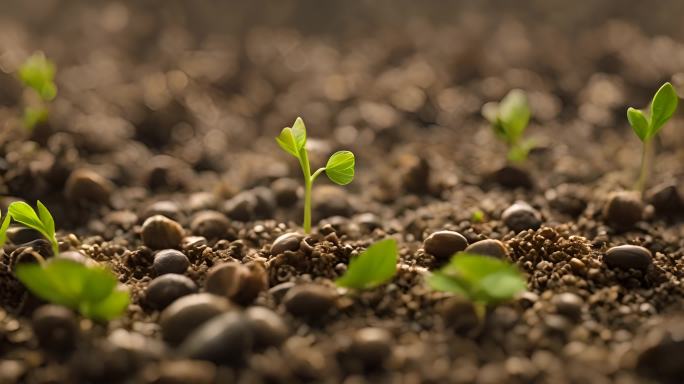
xmin=32 ymin=305 xmax=78 ymax=352
xmin=283 ymin=284 xmax=337 ymax=318
xmin=464 ymin=239 xmax=508 ymax=258
xmin=312 ymin=185 xmax=353 ymax=220
xmin=552 ymin=292 xmax=583 ymax=320
xmin=647 ymin=182 xmax=682 ymax=215
xmin=159 ymin=293 xmax=231 ymax=345
xmin=179 ymin=311 xmax=253 ymax=365
xmin=153 ymin=249 xmax=190 ymax=276
xmin=603 ymin=191 xmax=643 ymax=230
xmin=270 ymin=233 xmax=303 ymax=255
xmin=64 ymin=169 xmax=113 ymax=204
xmin=604 ymin=245 xmax=652 ymax=271
xmin=204 ymin=262 xmax=268 ymax=305
xmin=245 ymin=306 xmax=289 ymax=350
xmin=190 ymin=210 xmax=229 ymax=239
xmin=491 ymin=165 xmax=533 ymax=189
xmin=439 ymin=296 xmax=480 ymax=335
xmin=146 ymin=274 xmax=198 ymax=310
xmin=423 ymin=230 xmax=468 ymax=260
xmin=350 ymin=327 xmax=393 ymax=368
xmin=502 ymin=201 xmax=542 ymax=232
xmin=142 ymin=201 xmax=183 ymax=222
xmin=141 ymin=215 xmax=184 ymax=250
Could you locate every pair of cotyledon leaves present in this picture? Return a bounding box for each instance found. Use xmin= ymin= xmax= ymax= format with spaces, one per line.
xmin=276 ymin=117 xmax=355 ymax=185
xmin=627 ymin=82 xmax=679 ymax=142
xmin=482 ymin=89 xmax=531 ymax=146
xmin=18 ymin=52 xmax=57 ymax=102
xmin=2 ymin=201 xmax=128 ymax=321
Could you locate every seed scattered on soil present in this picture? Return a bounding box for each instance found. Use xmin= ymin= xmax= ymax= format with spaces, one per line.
xmin=153 ymin=249 xmax=190 ymax=276
xmin=179 ymin=311 xmax=253 ymax=365
xmin=145 ymin=273 xmax=198 ymax=310
xmin=603 ymin=191 xmax=643 ymax=230
xmin=245 ymin=306 xmax=289 ymax=350
xmin=142 ymin=201 xmax=183 ymax=222
xmin=190 ymin=210 xmax=230 ymax=239
xmin=438 ymin=296 xmax=480 ymax=335
xmin=270 ymin=233 xmax=303 ymax=255
xmin=647 ymin=182 xmax=682 ymax=215
xmin=64 ymin=168 xmax=113 ymax=204
xmin=464 ymin=239 xmax=508 ymax=258
xmin=423 ymin=230 xmax=468 ymax=260
xmin=604 ymin=245 xmax=652 ymax=271
xmin=204 ymin=262 xmax=268 ymax=305
xmin=271 ymin=178 xmax=300 ymax=207
xmin=283 ymin=284 xmax=337 ymax=318
xmin=31 ymin=305 xmax=78 ymax=352
xmin=502 ymin=201 xmax=542 ymax=232
xmin=350 ymin=327 xmax=393 ymax=368
xmin=491 ymin=165 xmax=533 ymax=189
xmin=552 ymin=292 xmax=583 ymax=320
xmin=141 ymin=215 xmax=184 ymax=250
xmin=159 ymin=293 xmax=232 ymax=345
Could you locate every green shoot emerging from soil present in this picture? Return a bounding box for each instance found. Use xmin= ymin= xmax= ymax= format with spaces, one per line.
xmin=276 ymin=117 xmax=355 ymax=233
xmin=427 ymin=252 xmax=526 ymax=317
xmin=15 ymin=259 xmax=130 ymax=321
xmin=8 ymin=201 xmax=59 ymax=256
xmin=336 ymin=238 xmax=398 ymax=290
xmin=627 ymin=82 xmax=679 ymax=196
xmin=482 ymin=89 xmax=533 ymax=164
xmin=0 ymin=209 xmax=11 ymax=248
xmin=18 ymin=52 xmax=57 ymax=131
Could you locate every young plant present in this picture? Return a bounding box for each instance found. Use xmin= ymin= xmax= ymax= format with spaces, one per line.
xmin=15 ymin=258 xmax=130 ymax=321
xmin=482 ymin=89 xmax=534 ymax=164
xmin=427 ymin=252 xmax=526 ymax=317
xmin=0 ymin=209 xmax=11 ymax=248
xmin=627 ymin=82 xmax=678 ymax=196
xmin=276 ymin=117 xmax=355 ymax=233
xmin=17 ymin=52 xmax=57 ymax=131
xmin=8 ymin=201 xmax=59 ymax=256
xmin=336 ymin=238 xmax=397 ymax=290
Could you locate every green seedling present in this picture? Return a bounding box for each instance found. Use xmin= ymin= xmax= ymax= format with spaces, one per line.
xmin=627 ymin=82 xmax=678 ymax=196
xmin=471 ymin=209 xmax=485 ymax=223
xmin=276 ymin=117 xmax=355 ymax=233
xmin=482 ymin=89 xmax=534 ymax=164
xmin=427 ymin=252 xmax=526 ymax=317
xmin=17 ymin=52 xmax=57 ymax=131
xmin=0 ymin=209 xmax=11 ymax=247
xmin=8 ymin=201 xmax=59 ymax=256
xmin=16 ymin=259 xmax=130 ymax=321
xmin=336 ymin=238 xmax=398 ymax=290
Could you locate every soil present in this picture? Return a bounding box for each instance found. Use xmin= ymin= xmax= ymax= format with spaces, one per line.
xmin=2 ymin=1 xmax=684 ymax=383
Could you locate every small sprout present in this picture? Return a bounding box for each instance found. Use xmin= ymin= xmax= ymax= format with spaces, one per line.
xmin=427 ymin=252 xmax=526 ymax=317
xmin=336 ymin=238 xmax=398 ymax=290
xmin=15 ymin=259 xmax=129 ymax=321
xmin=8 ymin=201 xmax=59 ymax=256
xmin=17 ymin=52 xmax=57 ymax=131
xmin=0 ymin=209 xmax=11 ymax=247
xmin=482 ymin=89 xmax=534 ymax=164
xmin=276 ymin=117 xmax=356 ymax=233
xmin=471 ymin=209 xmax=485 ymax=223
xmin=627 ymin=82 xmax=679 ymax=195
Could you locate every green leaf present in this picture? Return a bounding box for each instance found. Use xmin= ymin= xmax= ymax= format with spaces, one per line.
xmin=291 ymin=117 xmax=307 ymax=151
xmin=276 ymin=127 xmax=300 ymax=158
xmin=0 ymin=211 xmax=10 ymax=247
xmin=498 ymin=89 xmax=530 ymax=143
xmin=426 ymin=271 xmax=470 ymax=296
xmin=81 ymin=266 xmax=119 ymax=302
xmin=336 ymin=238 xmax=398 ymax=289
xmin=9 ymin=201 xmax=50 ymax=240
xmin=627 ymin=107 xmax=649 ymax=141
xmin=480 ymin=271 xmax=527 ymax=300
xmin=325 ymin=151 xmax=355 ymax=185
xmin=36 ymin=201 xmax=55 ymax=241
xmin=648 ymin=82 xmax=678 ymax=138
xmin=18 ymin=52 xmax=57 ymax=102
xmin=15 ymin=261 xmax=78 ymax=307
xmin=81 ymin=288 xmax=129 ymax=321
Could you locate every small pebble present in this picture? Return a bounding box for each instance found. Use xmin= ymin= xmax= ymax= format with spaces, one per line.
xmin=190 ymin=210 xmax=230 ymax=239
xmin=179 ymin=311 xmax=253 ymax=365
xmin=153 ymin=249 xmax=190 ymax=275
xmin=604 ymin=245 xmax=652 ymax=271
xmin=491 ymin=165 xmax=533 ymax=189
xmin=312 ymin=185 xmax=353 ymax=220
xmin=464 ymin=239 xmax=508 ymax=258
xmin=160 ymin=293 xmax=232 ymax=345
xmin=350 ymin=327 xmax=393 ymax=368
xmin=552 ymin=292 xmax=583 ymax=320
xmin=647 ymin=183 xmax=682 ymax=215
xmin=502 ymin=201 xmax=542 ymax=232
xmin=142 ymin=201 xmax=182 ymax=222
xmin=271 ymin=178 xmax=300 ymax=207
xmin=423 ymin=230 xmax=468 ymax=260
xmin=64 ymin=169 xmax=113 ymax=204
xmin=439 ymin=296 xmax=480 ymax=335
xmin=283 ymin=284 xmax=337 ymax=318
xmin=146 ymin=274 xmax=198 ymax=310
xmin=245 ymin=306 xmax=289 ymax=350
xmin=603 ymin=191 xmax=643 ymax=229
xmin=270 ymin=233 xmax=303 ymax=255
xmin=141 ymin=215 xmax=184 ymax=250
xmin=223 ymin=191 xmax=257 ymax=222
xmin=32 ymin=305 xmax=78 ymax=352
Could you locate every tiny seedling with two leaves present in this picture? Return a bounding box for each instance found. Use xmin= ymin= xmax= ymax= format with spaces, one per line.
xmin=276 ymin=117 xmax=356 ymax=233
xmin=336 ymin=238 xmax=398 ymax=290
xmin=627 ymin=82 xmax=679 ymax=196
xmin=427 ymin=252 xmax=526 ymax=318
xmin=17 ymin=52 xmax=57 ymax=131
xmin=482 ymin=89 xmax=534 ymax=164
xmin=2 ymin=201 xmax=129 ymax=321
